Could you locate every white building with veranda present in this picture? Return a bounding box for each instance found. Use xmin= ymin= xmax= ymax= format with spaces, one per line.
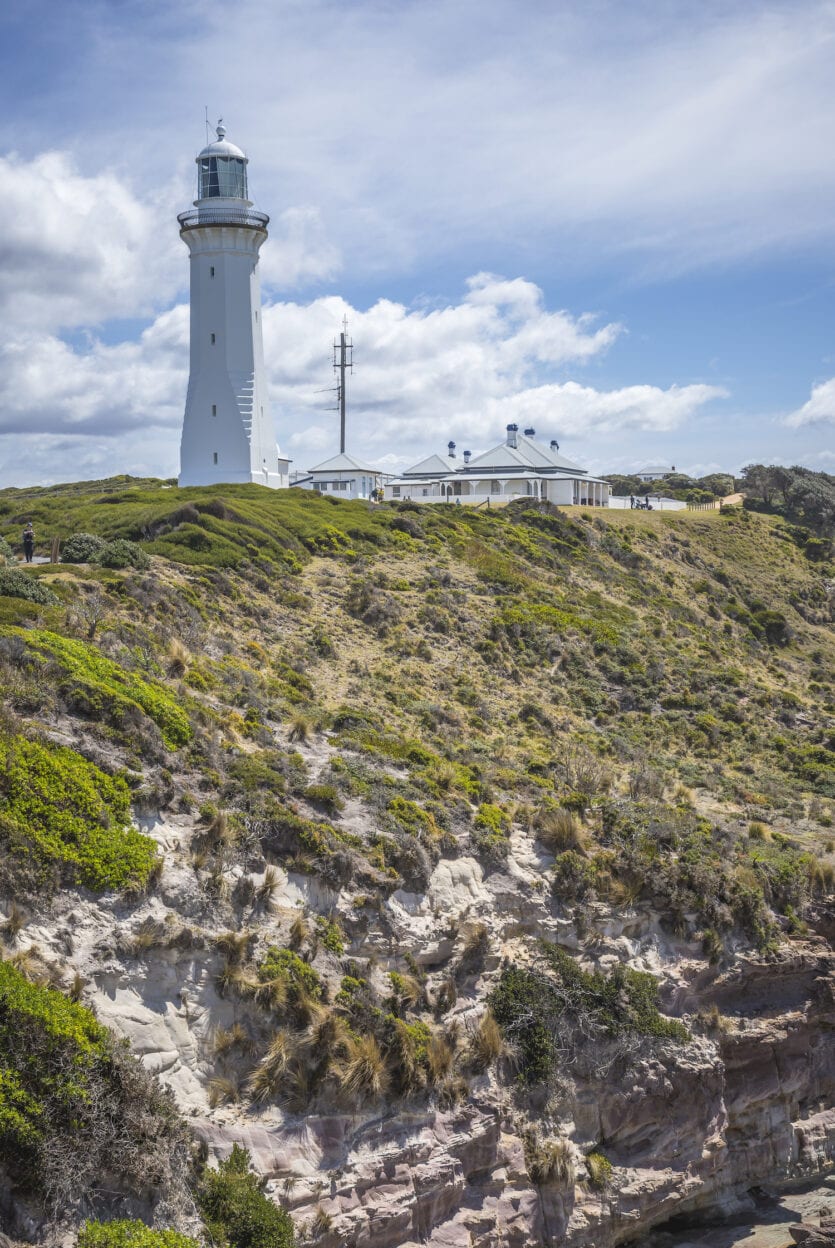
xmin=178 ymin=123 xmax=289 ymax=489
xmin=383 ymin=425 xmax=611 ymax=507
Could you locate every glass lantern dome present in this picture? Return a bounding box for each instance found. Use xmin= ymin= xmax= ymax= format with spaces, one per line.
xmin=196 ymin=122 xmax=248 ymax=201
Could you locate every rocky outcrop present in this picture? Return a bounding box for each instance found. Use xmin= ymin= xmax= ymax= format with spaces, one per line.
xmin=19 ymin=794 xmax=835 ymax=1247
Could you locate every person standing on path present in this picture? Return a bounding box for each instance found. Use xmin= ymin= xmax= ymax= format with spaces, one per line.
xmin=22 ymin=522 xmax=34 ymax=563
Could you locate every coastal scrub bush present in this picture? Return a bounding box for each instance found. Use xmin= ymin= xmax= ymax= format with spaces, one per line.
xmin=472 ymin=803 xmax=512 ymax=858
xmin=0 ymin=733 xmax=157 ymax=891
xmin=96 ymin=538 xmax=150 ymax=570
xmin=78 ymin=1223 xmax=199 ymax=1248
xmin=61 ymin=533 xmax=107 ymax=563
xmin=22 ymin=630 xmax=192 ymax=748
xmin=258 ymin=947 xmax=323 ymax=1004
xmin=586 ymin=1151 xmax=613 ymax=1189
xmin=489 ymin=943 xmax=687 ymax=1083
xmin=0 ymin=568 xmax=59 ymax=606
xmin=199 ymin=1144 xmax=296 ymax=1248
xmin=0 ymin=537 xmax=14 ymax=565
xmin=0 ymin=959 xmax=189 ymax=1213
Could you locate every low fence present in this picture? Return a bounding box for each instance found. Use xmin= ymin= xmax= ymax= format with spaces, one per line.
xmin=610 ymin=495 xmax=687 ymax=511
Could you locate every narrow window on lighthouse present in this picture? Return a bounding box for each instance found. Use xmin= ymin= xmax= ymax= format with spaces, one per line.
xmin=254 ymin=310 xmax=258 ymax=322
xmin=211 ymin=405 xmax=217 ymax=417
xmin=210 ymin=333 xmax=216 ymax=344
xmin=213 ymin=452 xmax=218 ymax=464
xmin=210 ymin=266 xmax=215 ymax=278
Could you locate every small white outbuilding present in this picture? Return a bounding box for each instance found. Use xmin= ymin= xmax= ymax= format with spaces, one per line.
xmin=292 ymin=452 xmax=389 ymax=500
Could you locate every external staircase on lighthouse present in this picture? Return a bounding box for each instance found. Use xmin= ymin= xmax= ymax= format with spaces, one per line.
xmin=177 ymin=122 xmax=289 ymax=489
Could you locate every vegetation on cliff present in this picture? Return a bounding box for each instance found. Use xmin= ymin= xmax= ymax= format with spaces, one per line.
xmin=0 ymin=472 xmax=832 ymax=1242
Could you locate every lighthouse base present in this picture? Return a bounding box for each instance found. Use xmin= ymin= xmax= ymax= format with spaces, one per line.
xmin=178 ymin=467 xmax=287 ymax=490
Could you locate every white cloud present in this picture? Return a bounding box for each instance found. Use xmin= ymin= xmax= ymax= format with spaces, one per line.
xmin=1 ymin=274 xmax=712 ymax=482
xmin=0 ymin=272 xmax=731 ymax=483
xmin=493 ymin=382 xmax=727 ymax=439
xmin=39 ymin=0 xmax=835 ymax=280
xmin=0 ymin=151 xmax=183 ymax=332
xmin=784 ymin=378 xmax=835 ymax=427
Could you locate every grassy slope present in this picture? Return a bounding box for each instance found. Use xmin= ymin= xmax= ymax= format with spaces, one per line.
xmin=1 ymin=478 xmax=834 ymax=1223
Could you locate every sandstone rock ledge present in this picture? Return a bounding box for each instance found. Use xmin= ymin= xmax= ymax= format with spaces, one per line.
xmin=184 ymin=947 xmax=835 ymax=1247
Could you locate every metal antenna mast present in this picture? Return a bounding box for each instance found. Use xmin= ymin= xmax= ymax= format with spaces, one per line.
xmin=333 ymin=315 xmax=353 ymax=455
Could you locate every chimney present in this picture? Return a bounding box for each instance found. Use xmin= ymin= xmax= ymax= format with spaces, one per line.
xmin=550 ymin=439 xmax=560 ymax=452
xmin=506 ymin=423 xmax=518 ymax=448
xmin=463 ymin=450 xmax=471 ymax=464
xmin=524 ymin=427 xmax=536 ymax=438
xmin=447 ymin=440 xmax=456 ymax=458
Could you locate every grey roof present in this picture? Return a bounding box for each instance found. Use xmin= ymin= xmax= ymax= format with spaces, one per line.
xmin=402 ymin=453 xmax=457 ymax=477
xmin=465 ymin=434 xmax=585 ymax=474
xmin=308 ymin=452 xmax=382 ymax=474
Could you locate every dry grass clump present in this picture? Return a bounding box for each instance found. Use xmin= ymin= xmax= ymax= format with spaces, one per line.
xmin=809 ymin=857 xmax=835 ymax=895
xmin=457 ymin=922 xmax=489 ymax=975
xmin=525 ymin=1134 xmax=575 ymax=1187
xmin=536 ymin=806 xmax=586 ymax=853
xmin=208 ymin=1072 xmax=242 ymax=1107
xmin=1 ymin=901 xmax=28 ymax=941
xmin=215 ymin=958 xmax=258 ymax=999
xmin=289 ymin=911 xmax=309 ymax=950
xmin=695 ymin=1002 xmax=733 ymax=1035
xmin=427 ymin=1033 xmax=454 ymax=1083
xmin=256 ymin=865 xmax=281 ymax=908
xmin=212 ymin=1021 xmax=253 ymax=1057
xmin=215 ymin=929 xmax=253 ymax=964
xmin=288 ymin=714 xmax=312 ymax=743
xmin=468 ymin=1009 xmax=505 ymax=1071
xmin=126 ymin=917 xmax=168 ymax=957
xmin=338 ymin=1033 xmax=390 ymax=1103
xmin=247 ymin=1030 xmax=297 ymax=1103
xmin=167 ymin=638 xmax=189 ymax=677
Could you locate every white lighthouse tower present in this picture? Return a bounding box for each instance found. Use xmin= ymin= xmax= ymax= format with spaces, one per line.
xmin=178 ymin=123 xmax=289 ymax=489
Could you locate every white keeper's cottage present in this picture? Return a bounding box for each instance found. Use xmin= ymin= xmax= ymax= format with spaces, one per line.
xmin=383 ymin=425 xmax=611 ymax=507
xmin=291 ymin=452 xmax=389 ymax=500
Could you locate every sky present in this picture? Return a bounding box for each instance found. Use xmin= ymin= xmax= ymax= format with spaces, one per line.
xmin=0 ymin=0 xmax=834 ymax=487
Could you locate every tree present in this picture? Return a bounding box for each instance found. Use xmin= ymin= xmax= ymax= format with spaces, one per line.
xmin=199 ymin=1145 xmax=296 ymax=1248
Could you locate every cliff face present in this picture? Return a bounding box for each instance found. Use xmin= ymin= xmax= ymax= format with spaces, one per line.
xmin=0 ymin=483 xmax=834 ymax=1245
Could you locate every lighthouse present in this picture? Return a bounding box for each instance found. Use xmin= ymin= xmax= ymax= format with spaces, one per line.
xmin=178 ymin=123 xmax=289 ymax=489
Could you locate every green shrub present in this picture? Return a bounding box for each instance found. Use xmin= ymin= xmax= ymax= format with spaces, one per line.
xmin=23 ymin=630 xmax=191 ymax=748
xmin=315 ymin=915 xmax=345 ymax=955
xmin=199 ymin=1144 xmax=296 ymax=1248
xmin=472 ymin=803 xmax=512 ymax=858
xmin=258 ymin=947 xmax=323 ymax=1001
xmin=0 ymin=960 xmax=188 ymax=1211
xmin=96 ymin=539 xmax=150 ymax=570
xmin=586 ymin=1151 xmax=613 ymax=1189
xmin=0 ymin=568 xmax=59 ymax=606
xmin=489 ymin=944 xmax=688 ymax=1084
xmin=0 ymin=537 xmax=14 ymax=565
xmin=78 ymin=1222 xmax=199 ymax=1248
xmin=0 ymin=733 xmax=158 ymax=891
xmin=61 ymin=533 xmax=107 ymax=563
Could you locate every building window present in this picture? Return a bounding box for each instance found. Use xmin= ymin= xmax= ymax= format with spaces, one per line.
xmin=392 ymin=486 xmax=401 ymax=497
xmin=422 ymin=488 xmax=428 ymax=497
xmin=255 ymin=311 xmax=258 ymax=322
xmin=210 ymin=333 xmax=216 ymax=344
xmin=490 ymin=480 xmax=500 ymax=495
xmin=213 ymin=452 xmax=218 ymax=465
xmin=210 ymin=266 xmax=215 ymax=278
xmin=211 ymin=404 xmax=217 ymax=417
